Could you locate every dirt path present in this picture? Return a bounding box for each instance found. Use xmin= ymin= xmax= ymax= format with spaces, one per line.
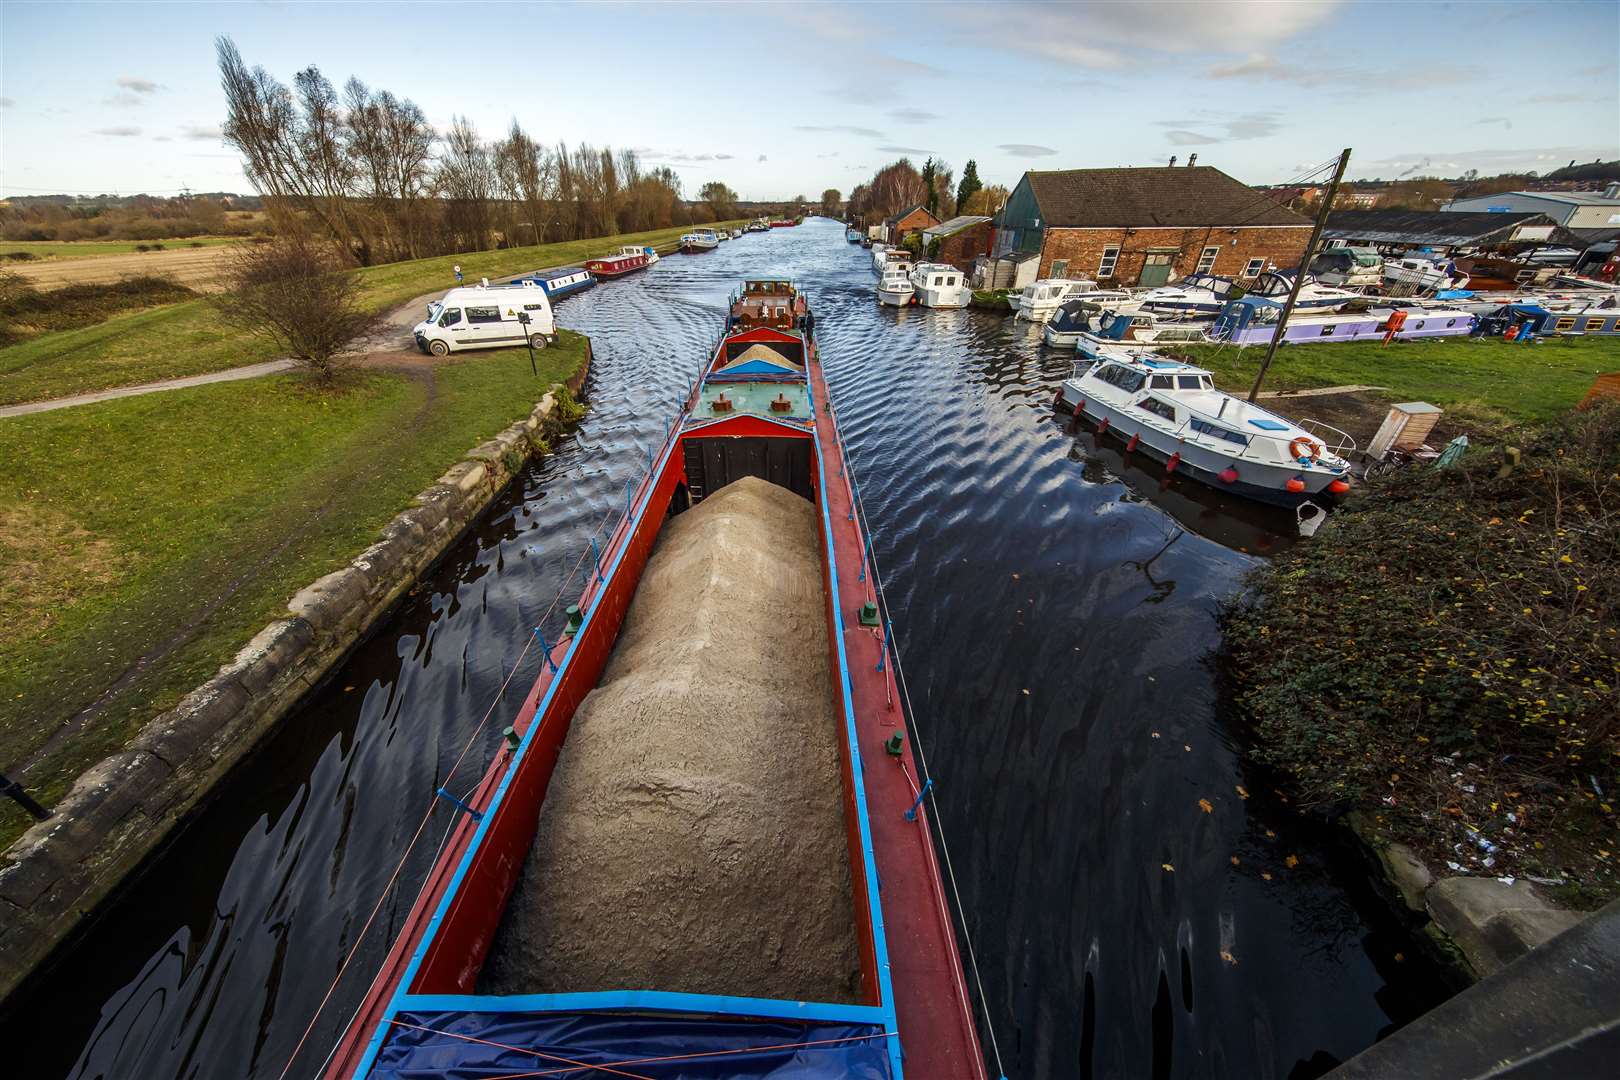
xmin=0 ymin=360 xmax=299 ymax=418
xmin=8 ymin=245 xmax=238 ymax=291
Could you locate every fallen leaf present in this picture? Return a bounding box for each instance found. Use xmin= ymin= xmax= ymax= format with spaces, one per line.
xmin=1393 ymin=952 xmax=1405 ymax=963
xmin=344 ymin=685 xmax=355 ymax=692
xmin=1261 ymin=871 xmax=1273 ymax=881
xmin=1183 ymin=744 xmax=1192 ymax=752
xmin=1284 ymin=854 xmax=1300 ymax=869
xmin=1219 ymin=949 xmax=1238 ymax=965
xmin=1162 ymin=862 xmax=1175 ymax=873
xmin=1235 ymin=785 xmax=1250 ymax=800
xmin=1150 ymin=731 xmax=1161 ymax=739
xmin=1264 ymin=828 xmax=1276 ymax=839
xmin=1198 ymin=798 xmax=1214 ymax=814
xmin=1230 ymin=855 xmax=1241 ymax=866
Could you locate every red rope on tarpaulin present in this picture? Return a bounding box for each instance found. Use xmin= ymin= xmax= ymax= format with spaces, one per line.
xmin=383 ymin=1019 xmax=655 ymax=1079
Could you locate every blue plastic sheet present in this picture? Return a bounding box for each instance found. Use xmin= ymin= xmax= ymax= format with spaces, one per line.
xmin=369 ymin=1009 xmax=893 ymax=1079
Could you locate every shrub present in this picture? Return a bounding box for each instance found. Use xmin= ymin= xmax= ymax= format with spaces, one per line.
xmin=1 ymin=251 xmax=39 ymax=262
xmin=1225 ymin=404 xmax=1620 ymax=903
xmin=134 ymin=243 xmax=151 ymax=252
xmin=0 ymin=273 xmax=197 ymax=345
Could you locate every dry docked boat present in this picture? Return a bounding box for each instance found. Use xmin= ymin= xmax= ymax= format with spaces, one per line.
xmin=1044 ymin=303 xmax=1209 ymax=349
xmin=584 ymin=250 xmax=650 ymax=278
xmin=1211 ymin=295 xmax=1476 ymax=345
xmin=1136 ymin=272 xmax=1242 ymax=317
xmin=908 ymin=262 xmax=973 ymax=308
xmin=1055 ymin=347 xmax=1355 ymax=507
xmin=316 ymin=279 xmax=990 ymax=1080
xmin=1245 ymin=269 xmax=1361 ymax=310
xmin=1012 ymin=278 xmax=1134 ymax=322
xmin=877 ymin=267 xmax=915 ymax=306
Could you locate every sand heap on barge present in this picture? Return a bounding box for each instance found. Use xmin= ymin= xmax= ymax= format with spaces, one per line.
xmin=480 ymin=476 xmax=861 ymax=1002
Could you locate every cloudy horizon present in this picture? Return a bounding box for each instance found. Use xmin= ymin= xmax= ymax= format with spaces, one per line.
xmin=1 ymin=0 xmax=1616 ymax=200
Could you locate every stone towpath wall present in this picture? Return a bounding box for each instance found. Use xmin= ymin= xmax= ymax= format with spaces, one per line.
xmin=0 ymin=353 xmax=589 ymax=1001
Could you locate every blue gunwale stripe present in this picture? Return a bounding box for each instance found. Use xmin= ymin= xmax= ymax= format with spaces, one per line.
xmin=352 ymin=422 xmax=686 ymax=1078
xmin=393 ymin=990 xmax=889 ymax=1026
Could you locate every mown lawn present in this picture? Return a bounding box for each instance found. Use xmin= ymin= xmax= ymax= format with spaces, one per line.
xmin=0 ymin=237 xmax=242 ymax=259
xmin=0 ymin=222 xmax=743 ymax=406
xmin=0 ymin=335 xmax=586 ymax=847
xmin=1177 ymin=335 xmax=1617 ymax=424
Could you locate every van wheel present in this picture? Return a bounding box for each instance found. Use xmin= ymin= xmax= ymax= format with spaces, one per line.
xmin=529 ymin=334 xmax=548 ymax=350
xmin=429 ymin=340 xmax=449 ymax=357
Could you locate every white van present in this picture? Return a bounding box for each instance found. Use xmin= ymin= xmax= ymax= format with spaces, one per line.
xmin=413 ymin=282 xmax=557 ymax=356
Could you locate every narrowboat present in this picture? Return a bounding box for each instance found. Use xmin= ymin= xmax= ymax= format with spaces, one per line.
xmin=583 ymin=251 xmax=650 ymax=278
xmin=315 ymin=279 xmax=989 ymax=1080
xmin=1054 ymin=347 xmax=1356 ymax=507
xmin=770 ymin=218 xmax=796 ymax=227
xmin=680 ymin=228 xmax=720 ymax=253
xmin=1211 ymin=296 xmax=1475 ymax=345
xmin=1474 ymin=302 xmax=1620 ymax=339
xmin=617 ymin=244 xmax=659 ymax=265
xmin=522 ymin=266 xmax=596 ymax=300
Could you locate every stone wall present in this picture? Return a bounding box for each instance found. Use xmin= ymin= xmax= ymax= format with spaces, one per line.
xmin=0 ymin=356 xmax=589 ymax=1001
xmin=1037 ymin=225 xmax=1311 ymax=285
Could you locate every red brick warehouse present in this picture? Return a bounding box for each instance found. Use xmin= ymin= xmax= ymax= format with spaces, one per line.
xmin=993 ymin=164 xmax=1312 ymax=286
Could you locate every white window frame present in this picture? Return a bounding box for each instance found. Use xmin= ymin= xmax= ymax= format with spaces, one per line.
xmin=1050 ymin=258 xmax=1070 ymax=279
xmin=1196 ymin=245 xmax=1221 ymax=273
xmin=1242 ymin=257 xmax=1265 ymax=277
xmin=1097 ymin=245 xmax=1120 ymax=277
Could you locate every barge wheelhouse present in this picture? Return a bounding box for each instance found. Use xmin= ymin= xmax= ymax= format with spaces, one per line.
xmin=318 ymin=279 xmax=989 ymax=1080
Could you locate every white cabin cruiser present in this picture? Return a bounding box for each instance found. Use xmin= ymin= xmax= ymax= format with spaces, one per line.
xmin=617 ymin=244 xmax=658 ymax=265
xmin=874 ymin=247 xmax=913 ymax=276
xmin=1136 ymin=273 xmax=1242 ymax=317
xmin=1043 ymin=302 xmax=1209 ymax=349
xmin=1382 ymin=255 xmax=1468 ymax=294
xmin=908 ymin=263 xmax=972 ymax=308
xmin=870 ymin=242 xmax=891 ymax=272
xmin=1053 ymin=350 xmax=1355 ymax=507
xmin=1246 ymin=269 xmax=1361 ymax=310
xmin=876 ymin=268 xmax=915 ymax=306
xmin=1013 ymin=278 xmax=1135 ymax=322
xmin=679 ymin=228 xmax=720 ymax=252
xmin=1311 ymin=246 xmax=1383 ymax=288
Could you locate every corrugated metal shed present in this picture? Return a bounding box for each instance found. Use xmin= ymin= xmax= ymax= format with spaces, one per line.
xmin=1324 ymin=210 xmax=1573 ymax=249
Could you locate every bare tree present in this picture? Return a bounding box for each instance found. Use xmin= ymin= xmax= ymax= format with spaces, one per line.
xmin=344 ymin=79 xmax=435 ymax=260
xmin=435 ymin=116 xmax=495 ymax=251
xmin=493 ymin=120 xmax=552 ymax=247
xmin=216 ymin=233 xmax=384 ymax=384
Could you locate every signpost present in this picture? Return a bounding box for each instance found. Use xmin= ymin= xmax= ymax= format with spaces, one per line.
xmin=517 ymin=312 xmax=537 ymax=376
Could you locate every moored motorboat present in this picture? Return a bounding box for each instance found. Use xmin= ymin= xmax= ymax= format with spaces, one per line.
xmin=1054 ymin=349 xmax=1355 ymax=506
xmin=869 ymin=241 xmax=889 ymax=271
xmin=583 ymin=250 xmax=649 ymax=278
xmin=877 ymin=267 xmax=915 ymax=306
xmin=315 ymin=278 xmax=990 ymax=1080
xmin=846 ymin=226 xmax=863 ymax=243
xmin=617 ymin=244 xmax=658 ymax=265
xmin=874 ymin=247 xmax=913 ymax=277
xmin=908 ymin=262 xmax=972 ymax=308
xmin=1136 ymin=272 xmax=1241 ymax=317
xmin=746 ymin=218 xmax=770 ymax=232
xmin=523 ymin=265 xmax=596 ymax=300
xmin=1043 ymin=303 xmax=1207 ymax=349
xmin=1246 ymin=269 xmax=1362 ymax=310
xmin=680 ymin=228 xmax=721 ymax=253
xmin=1013 ymin=278 xmax=1134 ymax=322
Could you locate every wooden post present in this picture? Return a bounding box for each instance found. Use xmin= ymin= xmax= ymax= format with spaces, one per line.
xmin=1248 ymin=148 xmax=1352 ymax=402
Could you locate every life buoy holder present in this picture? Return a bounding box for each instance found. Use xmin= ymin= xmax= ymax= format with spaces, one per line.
xmin=1289 ymin=436 xmax=1323 ymax=462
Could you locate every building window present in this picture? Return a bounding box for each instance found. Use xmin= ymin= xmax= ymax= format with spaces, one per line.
xmin=1098 ymin=245 xmax=1120 ymax=278
xmin=1242 ymin=257 xmax=1265 ymax=277
xmin=1196 ymin=245 xmax=1221 ymax=273
xmin=1051 ymin=259 xmax=1069 ymax=279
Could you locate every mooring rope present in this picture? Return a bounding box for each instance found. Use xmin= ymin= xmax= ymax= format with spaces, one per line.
xmin=825 ymin=392 xmax=1010 ymax=1080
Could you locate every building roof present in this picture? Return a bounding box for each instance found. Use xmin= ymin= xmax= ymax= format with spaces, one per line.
xmin=922 ymin=214 xmax=991 ymax=238
xmin=1324 ymin=209 xmax=1570 ymax=248
xmin=1452 ymin=190 xmax=1620 ymax=207
xmin=884 ymin=203 xmax=937 ymax=227
xmin=1023 ymin=166 xmax=1309 ymax=228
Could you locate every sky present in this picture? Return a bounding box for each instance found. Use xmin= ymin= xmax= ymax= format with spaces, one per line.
xmin=1 ymin=0 xmax=1617 ymax=201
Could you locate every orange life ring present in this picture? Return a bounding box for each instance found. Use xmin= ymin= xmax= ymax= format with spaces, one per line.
xmin=1289 ymin=436 xmax=1323 ymax=461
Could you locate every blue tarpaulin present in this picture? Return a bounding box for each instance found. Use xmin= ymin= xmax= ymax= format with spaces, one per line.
xmin=369 ymin=1009 xmax=893 ymax=1079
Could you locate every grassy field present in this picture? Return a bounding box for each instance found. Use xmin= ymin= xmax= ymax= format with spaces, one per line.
xmin=0 ymin=336 xmax=587 ymax=847
xmin=1178 ymin=335 xmax=1617 ymax=424
xmin=0 ymin=237 xmax=242 ymax=259
xmin=0 ymin=222 xmax=742 ymax=406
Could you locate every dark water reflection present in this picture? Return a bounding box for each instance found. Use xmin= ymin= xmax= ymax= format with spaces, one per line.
xmin=3 ymin=220 xmax=1448 ymax=1079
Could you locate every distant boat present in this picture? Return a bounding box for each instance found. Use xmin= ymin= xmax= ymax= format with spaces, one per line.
xmin=1136 ymin=272 xmax=1242 ymax=317
xmin=746 ymin=218 xmax=770 ymax=232
xmin=583 ymin=250 xmax=650 ymax=278
xmin=1014 ymin=278 xmax=1134 ymax=322
xmin=617 ymin=244 xmax=658 ymax=265
xmin=846 ymin=226 xmax=863 ymax=243
xmin=680 ymin=228 xmax=721 ymax=253
xmin=908 ymin=262 xmax=972 ymax=308
xmin=1044 ymin=303 xmax=1205 ymax=348
xmin=1246 ymin=269 xmax=1361 ymax=310
xmin=523 ymin=266 xmax=596 ymax=300
xmin=876 ymin=267 xmax=915 ymax=306
xmin=1055 ymin=348 xmax=1356 ymax=507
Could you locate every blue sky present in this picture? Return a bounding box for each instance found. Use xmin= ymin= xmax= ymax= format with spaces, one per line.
xmin=1 ymin=0 xmax=1616 ymax=200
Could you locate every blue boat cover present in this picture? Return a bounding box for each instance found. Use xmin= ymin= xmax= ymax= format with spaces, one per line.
xmin=370 ymin=1009 xmax=893 ymax=1079
xmin=1248 ymin=417 xmax=1288 ymax=431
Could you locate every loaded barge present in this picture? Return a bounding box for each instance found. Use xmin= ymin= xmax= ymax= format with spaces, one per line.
xmin=319 ymin=280 xmax=988 ymax=1079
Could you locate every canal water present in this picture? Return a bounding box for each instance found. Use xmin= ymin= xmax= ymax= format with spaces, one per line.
xmin=5 ymin=219 xmax=1449 ymax=1079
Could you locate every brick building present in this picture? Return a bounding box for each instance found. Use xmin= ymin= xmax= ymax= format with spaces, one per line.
xmin=993 ymin=166 xmax=1311 ymax=286
xmin=881 ymin=204 xmax=940 ymax=244
xmin=921 ymin=214 xmax=993 ymax=272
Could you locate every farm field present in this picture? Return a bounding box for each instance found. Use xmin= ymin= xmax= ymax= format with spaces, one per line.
xmin=3 ymin=242 xmax=243 ymax=290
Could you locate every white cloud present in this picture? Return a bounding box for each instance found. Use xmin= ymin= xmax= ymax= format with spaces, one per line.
xmin=116 ymin=75 xmax=161 ymax=94
xmin=0 ymin=97 xmax=12 ymax=108
xmin=180 ymin=123 xmax=222 ymax=141
xmin=1354 ymin=146 xmax=1618 ymax=178
xmin=94 ymin=126 xmax=142 ymax=137
xmin=1206 ymin=52 xmax=1473 ymax=89
xmin=1155 ymin=111 xmax=1281 ymax=145
xmin=998 ymin=143 xmax=1060 ymax=157
xmin=795 ymin=124 xmax=885 ymax=138
xmin=890 ymin=108 xmax=940 ymax=123
xmin=757 ymin=154 xmax=768 ymax=162
xmin=1476 ymin=117 xmax=1513 ymax=130
xmin=875 ymin=145 xmax=933 ymax=155
xmin=1527 ymin=93 xmax=1584 ymax=104
xmin=104 ymin=92 xmax=145 ymax=107
xmin=1164 ymin=130 xmax=1220 ymax=146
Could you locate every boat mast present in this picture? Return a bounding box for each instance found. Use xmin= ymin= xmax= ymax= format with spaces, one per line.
xmin=1247 ymin=147 xmax=1352 ymax=402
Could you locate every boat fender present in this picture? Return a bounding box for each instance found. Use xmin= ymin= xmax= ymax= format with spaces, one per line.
xmin=1126 ymin=432 xmax=1140 ymax=452
xmin=1096 ymin=416 xmax=1111 ymax=434
xmin=1218 ymin=466 xmax=1239 ymax=484
xmin=1166 ymin=451 xmax=1181 ymax=473
xmin=1053 ymin=389 xmax=1064 ymax=407
xmin=1289 ymin=436 xmax=1323 ymax=462
xmin=1072 ymin=398 xmax=1085 ymax=418
xmin=1328 ymin=477 xmax=1351 ymax=495
xmin=1286 ymin=475 xmax=1307 ymax=494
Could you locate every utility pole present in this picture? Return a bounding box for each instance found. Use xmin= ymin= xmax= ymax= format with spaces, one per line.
xmin=1248 ymin=147 xmax=1352 ymax=402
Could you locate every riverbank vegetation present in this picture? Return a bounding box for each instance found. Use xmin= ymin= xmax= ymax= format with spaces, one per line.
xmin=0 ymin=221 xmax=732 ymax=406
xmin=1177 ymin=335 xmax=1614 ymax=424
xmin=1225 ymin=403 xmax=1619 ymax=907
xmin=0 ymin=336 xmax=588 ymax=848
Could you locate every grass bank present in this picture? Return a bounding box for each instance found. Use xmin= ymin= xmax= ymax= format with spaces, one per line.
xmin=0 ymin=237 xmax=242 ymax=260
xmin=0 ymin=222 xmax=741 ymax=406
xmin=0 ymin=274 xmax=197 ymax=348
xmin=1224 ymin=404 xmax=1619 ymax=908
xmin=1175 ymin=336 xmax=1615 ymax=425
xmin=0 ymin=335 xmax=587 ymax=848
